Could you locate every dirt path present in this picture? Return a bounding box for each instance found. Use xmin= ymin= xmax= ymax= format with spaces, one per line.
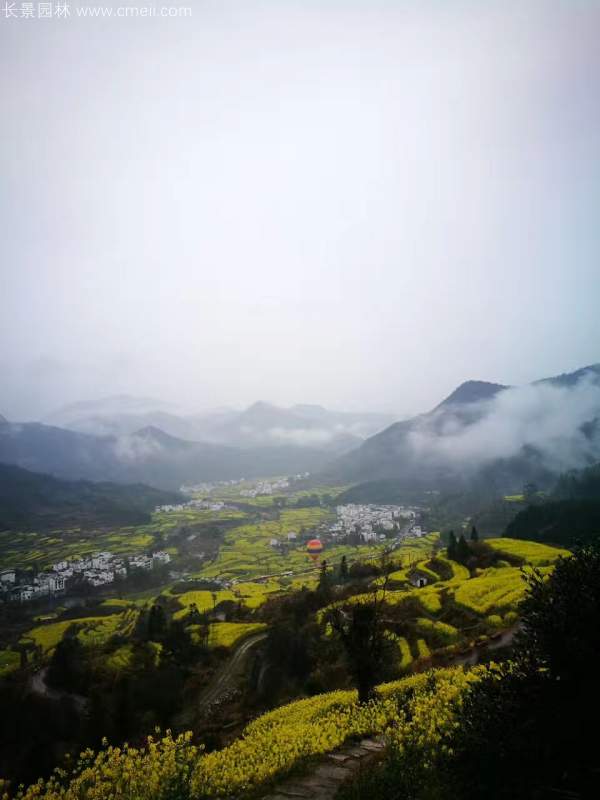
xmin=261 ymin=736 xmax=386 ymax=800
xmin=200 ymin=631 xmax=267 ymax=707
xmin=450 ymin=626 xmax=518 ymax=667
xmin=174 ymin=630 xmax=268 ymax=729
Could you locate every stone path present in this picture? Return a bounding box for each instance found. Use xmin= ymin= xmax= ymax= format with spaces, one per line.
xmin=261 ymin=736 xmax=386 ymax=800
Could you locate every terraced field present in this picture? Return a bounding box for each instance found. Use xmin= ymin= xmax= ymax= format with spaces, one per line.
xmin=0 ymin=648 xmax=20 ymax=676
xmin=206 ymin=622 xmax=267 ymax=648
xmin=21 ymin=609 xmax=136 ymax=653
xmin=485 ymin=537 xmax=570 ymax=566
xmin=321 ymin=538 xmax=569 ymax=664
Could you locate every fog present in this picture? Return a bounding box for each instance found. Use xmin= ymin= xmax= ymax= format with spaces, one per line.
xmin=1 ymin=1 xmax=600 ymax=421
xmin=408 ymin=375 xmax=600 ymax=475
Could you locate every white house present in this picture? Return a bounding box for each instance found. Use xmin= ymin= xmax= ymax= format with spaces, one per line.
xmin=269 ymin=538 xmax=280 ymax=548
xmin=113 ymin=562 xmax=127 ymax=578
xmin=408 ymin=570 xmax=429 ymax=588
xmin=91 ymin=552 xmax=113 ymax=569
xmin=13 ymin=585 xmax=34 ymax=602
xmin=0 ymin=569 xmax=16 ymax=585
xmin=84 ymin=570 xmax=115 ymax=587
xmin=152 ymin=551 xmax=171 ymax=565
xmin=129 ymin=555 xmax=153 ymax=571
xmin=37 ymin=572 xmax=66 ymax=594
xmin=286 ymin=532 xmax=298 ymax=541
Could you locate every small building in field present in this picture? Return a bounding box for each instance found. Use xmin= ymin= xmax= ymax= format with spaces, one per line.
xmin=408 ymin=570 xmax=429 ymax=589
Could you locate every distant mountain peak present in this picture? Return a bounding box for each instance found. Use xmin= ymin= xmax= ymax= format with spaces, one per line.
xmin=130 ymin=425 xmax=187 ymax=447
xmin=435 ymin=380 xmax=509 ymax=410
xmin=246 ymin=401 xmax=278 ymax=412
xmin=0 ymin=414 xmax=8 ymax=425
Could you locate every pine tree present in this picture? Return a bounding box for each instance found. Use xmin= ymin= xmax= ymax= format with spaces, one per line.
xmin=471 ymin=525 xmax=479 ymax=542
xmin=147 ymin=603 xmax=167 ymax=641
xmin=339 ymin=555 xmax=349 ymax=582
xmin=317 ymin=560 xmax=332 ymax=601
xmin=447 ymin=530 xmax=458 ymax=561
xmin=456 ymin=534 xmax=471 ymax=565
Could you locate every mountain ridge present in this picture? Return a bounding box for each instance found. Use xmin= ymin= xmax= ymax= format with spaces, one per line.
xmin=0 ymin=463 xmax=182 ymax=531
xmin=326 ymin=362 xmax=600 ymax=492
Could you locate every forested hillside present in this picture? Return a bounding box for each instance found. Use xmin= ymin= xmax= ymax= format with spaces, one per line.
xmin=0 ymin=464 xmax=182 ymax=530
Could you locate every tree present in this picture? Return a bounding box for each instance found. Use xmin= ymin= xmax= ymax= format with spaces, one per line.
xmin=455 ymin=534 xmax=471 ymax=565
xmin=46 ymin=628 xmax=87 ymax=693
xmin=447 ymin=530 xmax=458 ymax=561
xmin=447 ymin=543 xmax=600 ymax=799
xmin=147 ymin=602 xmax=167 ymax=641
xmin=338 ymin=555 xmax=349 ymax=583
xmin=326 ymin=563 xmax=391 ymax=703
xmin=317 ymin=560 xmax=332 ymax=602
xmin=470 ymin=525 xmax=479 ymax=542
xmin=327 ymin=602 xmax=387 ymax=703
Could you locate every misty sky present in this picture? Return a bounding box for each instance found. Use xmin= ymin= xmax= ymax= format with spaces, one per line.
xmin=1 ymin=0 xmax=600 ymax=421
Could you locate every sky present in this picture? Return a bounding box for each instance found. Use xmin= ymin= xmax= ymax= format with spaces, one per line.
xmin=1 ymin=0 xmax=600 ymax=421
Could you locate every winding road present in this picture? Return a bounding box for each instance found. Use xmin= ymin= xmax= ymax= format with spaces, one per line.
xmin=200 ymin=631 xmax=267 ymax=707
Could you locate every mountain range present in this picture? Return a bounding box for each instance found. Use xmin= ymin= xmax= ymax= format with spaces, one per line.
xmin=0 ymin=418 xmax=330 ymax=490
xmin=44 ymin=397 xmax=395 ymax=453
xmin=329 ymin=363 xmax=600 ymax=493
xmin=1 ymin=364 xmax=599 ymax=493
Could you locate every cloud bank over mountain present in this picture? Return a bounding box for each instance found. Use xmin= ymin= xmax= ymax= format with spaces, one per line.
xmin=408 ymin=375 xmax=600 ymax=474
xmin=333 ymin=365 xmax=600 ymax=489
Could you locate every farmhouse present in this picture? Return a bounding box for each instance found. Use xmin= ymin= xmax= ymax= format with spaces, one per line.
xmin=408 ymin=570 xmax=430 ymax=588
xmin=129 ymin=554 xmax=153 ymax=571
xmin=36 ymin=572 xmax=66 ymax=594
xmin=0 ymin=569 xmax=16 ymax=585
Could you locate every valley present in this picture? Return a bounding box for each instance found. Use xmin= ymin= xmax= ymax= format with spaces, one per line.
xmin=0 ymin=462 xmax=576 ymax=796
xmin=1 ymin=366 xmax=600 ymax=798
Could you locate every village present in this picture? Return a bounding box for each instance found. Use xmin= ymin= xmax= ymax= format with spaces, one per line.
xmin=328 ymin=503 xmax=424 ymax=541
xmin=0 ymin=549 xmax=172 ymax=604
xmin=267 ymin=503 xmax=426 ymax=551
xmin=0 ymin=501 xmax=426 ymax=605
xmin=179 ymin=473 xmax=311 ymax=499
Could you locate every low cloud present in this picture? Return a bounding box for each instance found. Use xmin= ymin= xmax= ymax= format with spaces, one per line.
xmin=112 ymin=434 xmax=165 ymax=463
xmin=265 ymin=427 xmax=338 ymax=447
xmin=407 ymin=375 xmax=600 ymax=475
